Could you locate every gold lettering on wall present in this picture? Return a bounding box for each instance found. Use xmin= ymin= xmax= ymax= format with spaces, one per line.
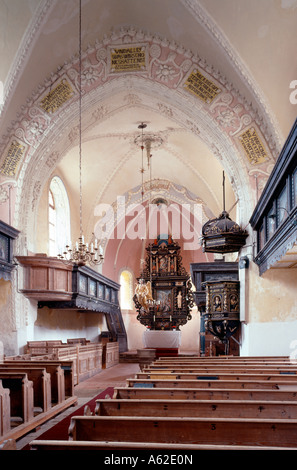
xmin=110 ymin=46 xmax=146 ymax=72
xmin=39 ymin=79 xmax=74 ymax=113
xmin=0 ymin=140 xmax=26 ymax=177
xmin=184 ymin=69 xmax=221 ymax=103
xmin=238 ymin=127 xmax=268 ymax=164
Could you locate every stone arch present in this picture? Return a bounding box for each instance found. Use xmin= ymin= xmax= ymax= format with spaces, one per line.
xmin=1 ymin=27 xmax=279 ymax=251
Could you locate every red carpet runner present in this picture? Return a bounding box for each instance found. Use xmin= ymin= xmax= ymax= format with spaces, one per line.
xmin=23 ymin=387 xmax=114 ymax=449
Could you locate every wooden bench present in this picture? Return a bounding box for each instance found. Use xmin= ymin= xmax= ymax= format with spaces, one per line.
xmin=0 ymin=380 xmax=10 ymax=437
xmin=0 ymin=439 xmax=17 ymax=450
xmin=67 ymin=338 xmax=88 ymax=345
xmin=0 ymin=365 xmax=51 ymax=413
xmin=102 ymin=342 xmax=120 ymax=369
xmin=0 ymin=362 xmax=77 ymax=446
xmin=127 ymin=377 xmax=297 ymax=390
xmin=26 ymin=340 xmax=63 ymax=356
xmin=49 ymin=343 xmax=103 ymax=385
xmin=145 ymin=364 xmax=297 ymax=373
xmin=113 ymin=385 xmax=297 ymax=401
xmin=23 ymin=341 xmax=103 ymax=385
xmin=4 ymin=359 xmax=74 ymax=400
xmin=67 ymin=415 xmax=297 ymax=447
xmin=157 ymin=355 xmax=290 ymax=359
xmin=152 ymin=357 xmax=296 ymax=366
xmin=93 ymin=397 xmax=297 ymax=419
xmin=136 ymin=371 xmax=297 ymax=382
xmin=155 ymin=357 xmax=292 ymax=364
xmin=29 ymin=439 xmax=297 ymax=451
xmin=0 ymin=372 xmax=34 ymax=423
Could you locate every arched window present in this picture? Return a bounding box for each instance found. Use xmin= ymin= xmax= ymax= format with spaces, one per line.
xmin=119 ymin=269 xmax=133 ymax=310
xmin=48 ymin=176 xmax=71 ymax=257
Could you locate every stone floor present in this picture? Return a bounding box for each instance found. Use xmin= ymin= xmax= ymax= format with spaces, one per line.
xmin=16 ymin=362 xmax=141 ymax=450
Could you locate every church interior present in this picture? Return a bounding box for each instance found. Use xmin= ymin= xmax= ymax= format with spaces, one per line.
xmin=0 ymin=0 xmax=297 ymax=452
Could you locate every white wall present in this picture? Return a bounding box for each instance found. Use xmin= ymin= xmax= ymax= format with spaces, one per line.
xmin=240 ymin=320 xmax=297 ymax=357
xmin=32 ymin=308 xmax=105 ymax=344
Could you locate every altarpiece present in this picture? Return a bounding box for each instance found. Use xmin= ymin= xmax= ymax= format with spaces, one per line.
xmin=133 ymin=235 xmax=194 ymax=330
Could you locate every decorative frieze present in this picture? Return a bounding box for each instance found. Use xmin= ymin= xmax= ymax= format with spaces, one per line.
xmin=238 ymin=126 xmax=269 ymax=165
xmin=0 ymin=139 xmax=27 ymax=178
xmin=39 ymin=78 xmax=74 ymax=114
xmin=109 ymin=45 xmax=147 ymax=73
xmin=183 ymin=68 xmax=221 ymax=103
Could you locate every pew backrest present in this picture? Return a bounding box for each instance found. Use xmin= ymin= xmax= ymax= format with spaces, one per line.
xmin=68 ymin=414 xmax=297 ymax=447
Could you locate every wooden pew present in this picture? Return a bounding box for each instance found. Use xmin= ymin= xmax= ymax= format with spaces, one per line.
xmin=113 ymin=386 xmax=297 ymax=401
xmin=0 ymin=439 xmax=16 ymax=450
xmin=22 ymin=341 xmax=103 ymax=385
xmin=29 ymin=439 xmax=297 ymax=451
xmin=0 ymin=372 xmax=34 ymax=423
xmin=145 ymin=364 xmax=297 ymax=373
xmin=136 ymin=371 xmax=297 ymax=382
xmin=4 ymin=359 xmax=74 ymax=401
xmin=0 ymin=362 xmax=77 ymax=446
xmin=0 ymin=380 xmax=10 ymax=437
xmin=68 ymin=415 xmax=297 ymax=448
xmin=155 ymin=357 xmax=292 ymax=364
xmin=0 ymin=365 xmax=51 ymax=413
xmin=127 ymin=377 xmax=297 ymax=390
xmin=3 ymin=361 xmax=65 ymax=404
xmin=155 ymin=357 xmax=296 ymax=366
xmin=93 ymin=397 xmax=297 ymax=419
xmin=157 ymin=355 xmax=290 ymax=360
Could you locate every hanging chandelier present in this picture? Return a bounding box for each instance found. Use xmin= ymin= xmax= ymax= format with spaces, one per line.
xmin=134 ymin=122 xmax=162 ymax=311
xmin=134 ymin=122 xmax=163 ymax=202
xmin=58 ymin=0 xmax=103 ymax=267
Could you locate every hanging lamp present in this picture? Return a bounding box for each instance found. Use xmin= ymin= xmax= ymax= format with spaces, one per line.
xmin=57 ymin=0 xmax=103 ymax=266
xmin=201 ymin=171 xmax=248 ymax=253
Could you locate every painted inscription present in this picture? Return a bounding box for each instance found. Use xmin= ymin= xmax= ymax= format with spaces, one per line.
xmin=110 ymin=46 xmax=146 ymax=72
xmin=184 ymin=69 xmax=221 ymax=103
xmin=238 ymin=127 xmax=268 ymax=164
xmin=40 ymin=79 xmax=74 ymax=113
xmin=0 ymin=139 xmax=26 ymax=177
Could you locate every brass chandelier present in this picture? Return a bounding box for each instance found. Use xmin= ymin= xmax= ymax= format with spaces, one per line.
xmin=134 ymin=122 xmax=162 ymax=311
xmin=58 ymin=0 xmax=103 ymax=267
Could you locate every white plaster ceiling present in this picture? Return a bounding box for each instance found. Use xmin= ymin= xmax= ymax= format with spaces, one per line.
xmin=0 ymin=0 xmax=296 ymax=247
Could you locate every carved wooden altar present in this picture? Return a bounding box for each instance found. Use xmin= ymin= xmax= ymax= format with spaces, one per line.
xmin=133 ymin=235 xmax=194 ymax=330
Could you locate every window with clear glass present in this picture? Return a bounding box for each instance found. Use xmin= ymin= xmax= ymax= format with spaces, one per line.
xmin=49 ymin=189 xmax=56 ymax=256
xmin=119 ymin=270 xmax=133 ymax=310
xmin=48 ymin=176 xmax=71 ymax=257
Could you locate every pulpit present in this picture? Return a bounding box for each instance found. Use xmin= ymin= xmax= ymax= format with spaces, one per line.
xmin=203 ymin=279 xmax=240 ymax=354
xmin=190 ymin=261 xmax=240 ymax=356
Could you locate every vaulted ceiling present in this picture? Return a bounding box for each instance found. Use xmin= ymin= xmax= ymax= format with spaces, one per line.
xmin=0 ymin=0 xmax=296 ymax=254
